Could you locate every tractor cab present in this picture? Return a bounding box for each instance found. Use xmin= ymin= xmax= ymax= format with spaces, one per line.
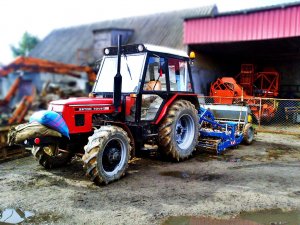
xmin=91 ymin=44 xmax=195 ymax=123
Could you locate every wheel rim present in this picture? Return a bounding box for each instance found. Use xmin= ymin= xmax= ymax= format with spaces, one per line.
xmin=175 ymin=114 xmax=195 ymax=151
xmin=102 ymin=138 xmax=126 ymax=176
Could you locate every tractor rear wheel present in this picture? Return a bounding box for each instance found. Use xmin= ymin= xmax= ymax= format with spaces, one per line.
xmin=243 ymin=123 xmax=254 ymax=145
xmin=158 ymin=100 xmax=199 ymax=161
xmin=32 ymin=144 xmax=72 ymax=169
xmin=82 ymin=126 xmax=131 ymax=185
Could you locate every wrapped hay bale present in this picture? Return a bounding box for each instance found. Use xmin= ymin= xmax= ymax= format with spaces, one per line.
xmin=8 ymin=122 xmax=62 ymax=145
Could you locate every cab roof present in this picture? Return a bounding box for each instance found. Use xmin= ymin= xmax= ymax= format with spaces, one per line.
xmin=103 ymin=44 xmax=189 ymax=58
xmin=143 ymin=44 xmax=188 ymax=58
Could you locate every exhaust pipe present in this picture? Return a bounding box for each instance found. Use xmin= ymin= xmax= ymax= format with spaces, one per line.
xmin=113 ymin=35 xmax=122 ymax=112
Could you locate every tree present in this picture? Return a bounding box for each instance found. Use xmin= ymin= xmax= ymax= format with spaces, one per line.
xmin=10 ymin=32 xmax=40 ymax=57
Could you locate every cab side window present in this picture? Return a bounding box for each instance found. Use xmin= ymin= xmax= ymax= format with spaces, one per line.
xmin=168 ymin=58 xmax=192 ymax=92
xmin=143 ymin=56 xmax=167 ymax=91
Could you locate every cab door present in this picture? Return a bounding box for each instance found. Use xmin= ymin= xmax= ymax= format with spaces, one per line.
xmin=140 ymin=55 xmax=167 ymax=121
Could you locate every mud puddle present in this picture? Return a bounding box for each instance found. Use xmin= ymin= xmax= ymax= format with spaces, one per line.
xmin=162 ymin=216 xmax=260 ymax=225
xmin=0 ymin=208 xmax=34 ymax=224
xmin=266 ymin=148 xmax=295 ymax=159
xmin=240 ymin=208 xmax=300 ymax=225
xmin=197 ymin=141 xmax=300 ymax=163
xmin=0 ymin=208 xmax=61 ymax=224
xmin=159 ymin=171 xmax=222 ymax=181
xmin=194 ymin=151 xmax=242 ymax=162
xmin=160 ymin=171 xmax=191 ymax=179
xmin=162 ymin=209 xmax=300 ymax=225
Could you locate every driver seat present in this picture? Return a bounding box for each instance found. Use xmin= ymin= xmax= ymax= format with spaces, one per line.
xmin=142 ymin=80 xmax=163 ymax=120
xmin=145 ymin=80 xmax=161 ymax=91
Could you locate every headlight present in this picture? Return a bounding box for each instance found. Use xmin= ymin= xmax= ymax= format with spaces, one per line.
xmin=48 ymin=104 xmax=53 ymax=110
xmin=50 ymin=104 xmax=64 ymax=112
xmin=104 ymin=48 xmax=110 ymax=55
xmin=138 ymin=45 xmax=144 ymax=52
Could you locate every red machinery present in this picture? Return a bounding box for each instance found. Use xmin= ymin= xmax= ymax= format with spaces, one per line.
xmin=0 ymin=56 xmax=97 ymax=125
xmin=10 ymin=40 xmax=201 ymax=186
xmin=210 ymin=64 xmax=280 ymax=122
xmin=236 ymin=64 xmax=279 ymax=97
xmin=0 ymin=56 xmax=96 ymax=81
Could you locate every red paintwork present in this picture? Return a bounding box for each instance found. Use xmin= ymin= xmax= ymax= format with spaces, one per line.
xmin=210 ymin=77 xmax=277 ymax=121
xmin=50 ymin=93 xmax=197 ymax=133
xmin=154 ymin=93 xmax=198 ymax=125
xmin=50 ymin=97 xmax=116 ymax=134
xmin=125 ymin=96 xmax=136 ymax=116
xmin=51 ymin=97 xmax=115 ymax=106
xmin=235 ymin=64 xmax=280 ymax=97
xmin=184 ymin=5 xmax=300 ymax=44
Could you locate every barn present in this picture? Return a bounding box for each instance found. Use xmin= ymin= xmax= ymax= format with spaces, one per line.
xmin=184 ymin=2 xmax=300 ymax=99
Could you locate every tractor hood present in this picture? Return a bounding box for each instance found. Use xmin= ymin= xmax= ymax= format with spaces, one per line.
xmin=48 ymin=97 xmax=117 ymax=114
xmin=48 ymin=97 xmax=117 ymax=134
xmin=49 ymin=97 xmax=114 ymax=106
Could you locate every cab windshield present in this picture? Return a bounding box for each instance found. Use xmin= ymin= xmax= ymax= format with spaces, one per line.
xmin=93 ymin=53 xmax=146 ymax=93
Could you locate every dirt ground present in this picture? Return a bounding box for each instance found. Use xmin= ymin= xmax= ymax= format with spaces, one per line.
xmin=1 ymin=132 xmax=300 ymax=224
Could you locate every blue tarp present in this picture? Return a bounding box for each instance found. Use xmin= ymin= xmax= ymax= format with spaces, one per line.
xmin=30 ymin=110 xmax=69 ymax=138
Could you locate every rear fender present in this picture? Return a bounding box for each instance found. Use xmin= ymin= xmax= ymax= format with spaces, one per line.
xmin=154 ymin=94 xmax=199 ymax=125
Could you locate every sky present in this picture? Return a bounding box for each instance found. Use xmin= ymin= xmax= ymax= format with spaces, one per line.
xmin=0 ymin=0 xmax=297 ymax=64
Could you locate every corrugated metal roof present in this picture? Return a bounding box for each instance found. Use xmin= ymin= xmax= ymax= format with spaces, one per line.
xmin=184 ymin=3 xmax=300 ymax=44
xmin=185 ymin=1 xmax=300 ymax=19
xmin=29 ymin=5 xmax=215 ymax=65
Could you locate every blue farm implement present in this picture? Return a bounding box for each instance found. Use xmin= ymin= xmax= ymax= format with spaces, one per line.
xmin=198 ymin=104 xmax=254 ymax=154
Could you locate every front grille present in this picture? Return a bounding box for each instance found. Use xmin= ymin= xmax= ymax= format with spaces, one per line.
xmin=75 ymin=114 xmax=85 ymax=126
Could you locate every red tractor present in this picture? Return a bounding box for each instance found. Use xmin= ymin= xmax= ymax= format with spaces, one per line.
xmin=17 ymin=37 xmax=200 ymax=185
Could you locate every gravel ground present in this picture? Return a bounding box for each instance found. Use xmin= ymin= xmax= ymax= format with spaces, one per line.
xmin=0 ymin=132 xmax=300 ymax=224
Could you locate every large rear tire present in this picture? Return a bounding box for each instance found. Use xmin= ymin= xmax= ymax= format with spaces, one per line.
xmin=82 ymin=126 xmax=131 ymax=185
xmin=158 ymin=100 xmax=199 ymax=161
xmin=32 ymin=144 xmax=72 ymax=169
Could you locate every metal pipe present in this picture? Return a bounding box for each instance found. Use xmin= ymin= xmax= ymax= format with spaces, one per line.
xmin=116 ymin=35 xmax=121 ymax=75
xmin=258 ymin=98 xmax=262 ymax=127
xmin=113 ymin=35 xmax=122 ymax=112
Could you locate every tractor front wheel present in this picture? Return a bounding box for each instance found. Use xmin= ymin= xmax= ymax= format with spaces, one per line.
xmin=82 ymin=126 xmax=131 ymax=185
xmin=158 ymin=100 xmax=199 ymax=161
xmin=32 ymin=144 xmax=72 ymax=169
